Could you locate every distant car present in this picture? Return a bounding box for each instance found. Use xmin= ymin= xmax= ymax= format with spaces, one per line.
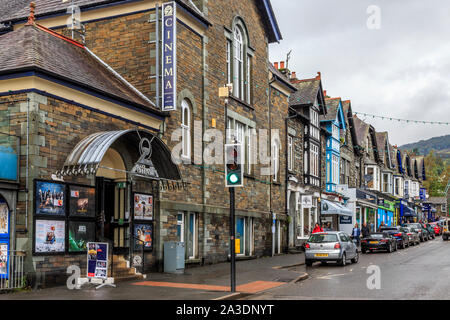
xmin=400 ymin=227 xmax=420 ymax=246
xmin=379 ymin=226 xmax=409 ymax=249
xmin=361 ymin=232 xmax=397 ymax=253
xmin=304 ymin=232 xmax=359 ymax=266
xmin=402 ymin=223 xmax=428 ymax=242
xmin=422 ymin=223 xmax=436 ymax=240
xmin=428 ymin=222 xmax=442 ymax=236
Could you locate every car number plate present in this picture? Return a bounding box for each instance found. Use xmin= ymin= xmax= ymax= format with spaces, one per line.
xmin=370 ymin=241 xmax=379 ymax=244
xmin=315 ymin=253 xmax=328 ymax=257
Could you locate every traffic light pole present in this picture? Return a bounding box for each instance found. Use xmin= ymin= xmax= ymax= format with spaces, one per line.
xmin=230 ymin=187 xmax=236 ymax=293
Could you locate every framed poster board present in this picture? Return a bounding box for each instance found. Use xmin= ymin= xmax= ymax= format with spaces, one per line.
xmin=35 ymin=180 xmax=66 ymax=216
xmin=133 ymin=193 xmax=153 ymax=221
xmin=0 ymin=243 xmax=7 ymax=276
xmin=0 ymin=201 xmax=8 ymax=235
xmin=87 ymin=242 xmax=108 ymax=279
xmin=34 ymin=219 xmax=66 ymax=254
xmin=69 ymin=185 xmax=96 ymax=218
xmin=133 ymin=223 xmax=153 ymax=251
xmin=68 ymin=221 xmax=96 ymax=253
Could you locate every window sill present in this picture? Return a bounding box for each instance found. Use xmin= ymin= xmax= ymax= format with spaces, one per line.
xmin=229 ymin=95 xmax=254 ymax=110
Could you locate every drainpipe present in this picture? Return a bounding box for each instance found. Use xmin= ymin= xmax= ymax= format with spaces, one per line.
xmin=202 ymin=36 xmax=207 ymax=264
xmin=268 ymin=77 xmax=274 ymax=257
xmin=25 ymin=98 xmax=30 ymax=231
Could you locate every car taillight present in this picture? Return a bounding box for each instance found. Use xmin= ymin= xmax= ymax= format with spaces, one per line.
xmin=381 ymin=239 xmax=388 ymax=242
xmin=334 ymin=243 xmax=341 ymax=249
xmin=394 ymin=233 xmax=402 ymax=237
xmin=305 ymin=243 xmax=310 ymax=249
xmin=407 ymin=233 xmax=412 ymax=236
xmin=361 ymin=240 xmax=367 ymax=243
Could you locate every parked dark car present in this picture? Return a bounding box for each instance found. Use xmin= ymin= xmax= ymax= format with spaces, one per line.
xmin=379 ymin=226 xmax=409 ymax=249
xmin=361 ymin=232 xmax=398 ymax=253
xmin=402 ymin=223 xmax=428 ymax=242
xmin=400 ymin=226 xmax=420 ymax=246
xmin=422 ymin=223 xmax=436 ymax=240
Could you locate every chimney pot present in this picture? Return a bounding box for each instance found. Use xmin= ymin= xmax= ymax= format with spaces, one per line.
xmin=291 ymin=72 xmax=296 ymax=79
xmin=25 ymin=2 xmax=36 ymax=26
xmin=280 ymin=61 xmax=285 ymax=69
xmin=316 ymin=72 xmax=321 ymax=80
xmin=274 ymin=62 xmax=279 ymax=69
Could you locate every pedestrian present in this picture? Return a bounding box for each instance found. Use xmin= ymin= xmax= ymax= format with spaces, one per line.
xmin=326 ymin=222 xmax=332 ymax=231
xmin=361 ymin=222 xmax=370 ymax=239
xmin=351 ymin=223 xmax=361 ymax=247
xmin=312 ymin=223 xmax=323 ymax=234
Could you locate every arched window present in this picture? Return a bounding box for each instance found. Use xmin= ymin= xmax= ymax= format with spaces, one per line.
xmin=181 ymin=99 xmax=191 ymax=159
xmin=227 ymin=19 xmax=252 ymax=104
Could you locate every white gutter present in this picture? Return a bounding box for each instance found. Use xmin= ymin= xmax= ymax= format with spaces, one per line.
xmin=84 ymin=47 xmax=156 ymax=108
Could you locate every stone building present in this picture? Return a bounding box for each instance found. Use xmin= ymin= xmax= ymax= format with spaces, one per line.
xmin=0 ymin=0 xmax=295 ymax=287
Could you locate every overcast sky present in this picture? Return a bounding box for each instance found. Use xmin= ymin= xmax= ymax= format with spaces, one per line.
xmin=269 ymin=0 xmax=450 ymax=146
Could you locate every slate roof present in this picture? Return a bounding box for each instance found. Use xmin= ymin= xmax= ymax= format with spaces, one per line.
xmin=0 ymin=0 xmax=206 ymax=24
xmin=375 ymin=132 xmax=388 ymax=162
xmin=268 ymin=63 xmax=297 ymax=92
xmin=352 ymin=115 xmax=370 ymax=147
xmin=0 ymin=23 xmax=157 ymax=111
xmin=322 ymin=98 xmax=340 ymax=121
xmin=428 ymin=197 xmax=447 ymax=205
xmin=289 ymin=78 xmax=321 ymax=106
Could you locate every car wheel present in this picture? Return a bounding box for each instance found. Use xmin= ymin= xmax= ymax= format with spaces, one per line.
xmin=305 ymin=260 xmax=313 ymax=267
xmin=394 ymin=243 xmax=398 ymax=251
xmin=402 ymin=241 xmax=406 ymax=249
xmin=351 ymin=251 xmax=359 ymax=264
xmin=340 ymin=253 xmax=347 ymax=266
xmin=362 ymin=249 xmax=367 ymax=254
xmin=387 ymin=244 xmax=392 ymax=253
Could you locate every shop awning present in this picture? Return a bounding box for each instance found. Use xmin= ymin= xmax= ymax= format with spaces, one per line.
xmin=321 ymin=200 xmax=353 ymax=216
xmin=403 ymin=205 xmax=417 ymax=217
xmin=57 ymin=129 xmax=182 ymax=181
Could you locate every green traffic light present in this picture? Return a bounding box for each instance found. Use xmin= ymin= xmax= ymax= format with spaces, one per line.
xmin=227 ymin=173 xmax=240 ymax=185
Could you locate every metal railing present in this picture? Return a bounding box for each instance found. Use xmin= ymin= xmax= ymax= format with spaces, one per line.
xmin=0 ymin=251 xmax=25 ymax=291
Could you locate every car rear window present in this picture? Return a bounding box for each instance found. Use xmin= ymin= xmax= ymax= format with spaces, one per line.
xmin=308 ymin=234 xmax=338 ymax=243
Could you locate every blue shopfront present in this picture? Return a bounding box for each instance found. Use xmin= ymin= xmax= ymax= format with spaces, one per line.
xmin=397 ymin=199 xmax=417 ymax=224
xmin=377 ymin=198 xmax=395 ymax=228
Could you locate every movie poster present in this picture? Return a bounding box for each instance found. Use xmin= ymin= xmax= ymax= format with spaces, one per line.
xmin=68 ymin=221 xmax=95 ymax=253
xmin=0 ymin=243 xmax=7 ymax=276
xmin=35 ymin=181 xmax=66 ymax=216
xmin=133 ymin=224 xmax=153 ymax=251
xmin=87 ymin=242 xmax=108 ymax=279
xmin=35 ymin=219 xmax=65 ymax=253
xmin=134 ymin=193 xmax=153 ymax=221
xmin=69 ymin=186 xmax=95 ymax=218
xmin=0 ymin=202 xmax=8 ymax=235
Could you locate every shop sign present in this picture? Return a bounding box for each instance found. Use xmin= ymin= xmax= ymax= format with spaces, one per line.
xmin=131 ymin=138 xmax=159 ymax=179
xmin=161 ymin=1 xmax=177 ymax=111
xmin=419 ymin=188 xmax=426 ymax=201
xmin=302 ymin=195 xmax=313 ymax=209
xmin=87 ymin=242 xmax=108 ymax=279
xmin=339 ymin=216 xmax=352 ymax=225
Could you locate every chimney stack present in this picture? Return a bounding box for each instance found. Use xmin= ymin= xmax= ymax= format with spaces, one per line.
xmin=291 ymin=71 xmax=297 ymax=80
xmin=316 ymin=72 xmax=321 ymax=80
xmin=324 ymin=90 xmax=327 ymax=97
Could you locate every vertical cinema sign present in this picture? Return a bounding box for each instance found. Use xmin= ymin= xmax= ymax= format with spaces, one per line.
xmin=162 ymin=2 xmax=177 ymax=111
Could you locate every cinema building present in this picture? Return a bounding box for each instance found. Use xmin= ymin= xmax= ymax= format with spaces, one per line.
xmin=0 ymin=0 xmax=293 ymax=287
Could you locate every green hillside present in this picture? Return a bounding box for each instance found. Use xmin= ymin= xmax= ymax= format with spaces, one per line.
xmin=400 ymin=134 xmax=450 ymax=158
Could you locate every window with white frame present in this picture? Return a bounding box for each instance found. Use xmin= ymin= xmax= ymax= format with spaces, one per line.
xmin=332 ymin=125 xmax=339 ymax=140
xmin=272 ymin=139 xmax=280 ymax=182
xmin=310 ymin=107 xmax=320 ymax=141
xmin=365 ymin=165 xmax=379 ymax=190
xmin=382 ymin=172 xmax=392 ymax=194
xmin=288 ymin=136 xmax=293 ymax=172
xmin=310 ymin=144 xmax=319 ymax=178
xmin=228 ymin=22 xmax=252 ymax=104
xmin=227 ymin=116 xmax=254 ymax=175
xmin=181 ymin=99 xmax=191 ymax=159
xmin=394 ymin=177 xmax=402 ymax=197
xmin=332 ymin=155 xmax=339 ymax=185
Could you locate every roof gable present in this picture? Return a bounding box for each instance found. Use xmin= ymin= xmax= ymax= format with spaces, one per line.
xmin=322 ymin=98 xmax=346 ymax=130
xmin=256 ymin=0 xmax=282 ymax=43
xmin=290 ymin=76 xmax=327 ymax=115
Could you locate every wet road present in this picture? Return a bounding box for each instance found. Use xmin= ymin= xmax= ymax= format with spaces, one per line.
xmin=249 ymin=237 xmax=450 ymax=300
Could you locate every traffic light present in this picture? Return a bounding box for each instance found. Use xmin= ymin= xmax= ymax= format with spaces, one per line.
xmin=225 ymin=144 xmax=243 ymax=187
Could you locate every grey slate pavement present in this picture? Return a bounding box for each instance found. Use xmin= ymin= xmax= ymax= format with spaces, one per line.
xmin=0 ymin=253 xmax=305 ymax=300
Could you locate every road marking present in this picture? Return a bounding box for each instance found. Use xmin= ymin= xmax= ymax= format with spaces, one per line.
xmin=316 ymin=273 xmax=347 ymax=280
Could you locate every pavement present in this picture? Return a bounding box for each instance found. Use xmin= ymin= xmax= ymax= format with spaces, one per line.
xmin=0 ymin=253 xmax=306 ymax=300
xmin=247 ymin=236 xmax=450 ymax=300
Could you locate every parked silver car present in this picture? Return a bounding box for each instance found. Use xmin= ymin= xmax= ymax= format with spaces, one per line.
xmin=305 ymin=231 xmax=359 ymax=266
xmin=400 ymin=227 xmax=420 ymax=246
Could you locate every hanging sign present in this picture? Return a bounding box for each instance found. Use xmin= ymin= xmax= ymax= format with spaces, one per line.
xmin=87 ymin=242 xmax=109 ymax=279
xmin=302 ymin=195 xmax=313 ymax=209
xmin=131 ymin=137 xmax=159 ymax=179
xmin=161 ymin=1 xmax=177 ymax=111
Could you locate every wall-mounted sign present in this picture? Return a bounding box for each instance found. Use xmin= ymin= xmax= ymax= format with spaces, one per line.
xmin=133 ymin=193 xmax=154 ymax=221
xmin=161 ymin=1 xmax=177 ymax=111
xmin=87 ymin=242 xmax=109 ymax=279
xmin=339 ymin=216 xmax=352 ymax=225
xmin=68 ymin=221 xmax=96 ymax=253
xmin=0 ymin=243 xmax=7 ymax=276
xmin=69 ymin=185 xmax=96 ymax=218
xmin=131 ymin=138 xmax=159 ymax=178
xmin=35 ymin=181 xmax=66 ymax=216
xmin=133 ymin=224 xmax=153 ymax=251
xmin=0 ymin=202 xmax=8 ymax=235
xmin=302 ymin=195 xmax=313 ymax=209
xmin=0 ymin=145 xmax=18 ymax=181
xmin=34 ymin=219 xmax=65 ymax=253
